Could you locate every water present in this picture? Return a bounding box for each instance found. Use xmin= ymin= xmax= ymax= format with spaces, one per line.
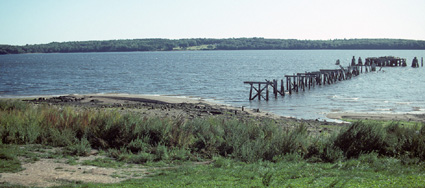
xmin=1 ymin=50 xmax=424 ymax=120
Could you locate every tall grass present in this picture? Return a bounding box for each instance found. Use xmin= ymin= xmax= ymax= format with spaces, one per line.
xmin=1 ymin=100 xmax=424 ymax=163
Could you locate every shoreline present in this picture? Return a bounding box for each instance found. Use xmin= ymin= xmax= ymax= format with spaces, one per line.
xmin=2 ymin=93 xmax=424 ymax=123
xmin=16 ymin=93 xmax=285 ymax=119
xmin=327 ymin=112 xmax=425 ymax=123
xmin=4 ymin=93 xmax=286 ymax=119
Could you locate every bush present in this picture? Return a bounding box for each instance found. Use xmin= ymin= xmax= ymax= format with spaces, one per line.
xmin=63 ymin=137 xmax=92 ymax=156
xmin=169 ymin=147 xmax=191 ymax=161
xmin=128 ymin=152 xmax=154 ymax=164
xmin=127 ymin=137 xmax=151 ymax=153
xmin=42 ymin=128 xmax=76 ymax=147
xmin=154 ymin=145 xmax=169 ymax=161
xmin=334 ymin=121 xmax=386 ymax=158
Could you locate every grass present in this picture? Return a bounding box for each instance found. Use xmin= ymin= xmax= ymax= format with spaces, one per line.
xmin=60 ymin=154 xmax=425 ymax=187
xmin=0 ymin=145 xmax=24 ymax=173
xmin=1 ymin=99 xmax=425 ymax=187
xmin=343 ymin=118 xmax=422 ymax=128
xmin=1 ymin=99 xmax=425 ymax=163
xmin=81 ymin=157 xmax=126 ymax=168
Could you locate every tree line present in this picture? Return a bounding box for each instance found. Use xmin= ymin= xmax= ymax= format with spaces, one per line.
xmin=1 ymin=38 xmax=425 ymax=54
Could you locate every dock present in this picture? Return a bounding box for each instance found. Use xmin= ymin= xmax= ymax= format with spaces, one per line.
xmin=244 ymin=56 xmax=422 ymax=101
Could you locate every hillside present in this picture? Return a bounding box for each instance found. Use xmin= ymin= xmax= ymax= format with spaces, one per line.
xmin=1 ymin=38 xmax=425 ymax=54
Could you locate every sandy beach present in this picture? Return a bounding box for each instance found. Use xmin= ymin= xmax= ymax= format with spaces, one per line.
xmin=327 ymin=112 xmax=425 ymax=123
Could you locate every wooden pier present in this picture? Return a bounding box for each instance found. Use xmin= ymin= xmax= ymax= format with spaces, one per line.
xmin=365 ymin=56 xmax=407 ymax=67
xmin=244 ymin=56 xmax=421 ymax=101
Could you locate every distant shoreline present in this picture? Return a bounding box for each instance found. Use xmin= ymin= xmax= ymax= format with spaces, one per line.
xmin=2 ymin=38 xmax=425 ymax=55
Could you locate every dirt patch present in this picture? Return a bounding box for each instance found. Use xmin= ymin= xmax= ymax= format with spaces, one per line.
xmin=0 ymin=152 xmax=148 ymax=187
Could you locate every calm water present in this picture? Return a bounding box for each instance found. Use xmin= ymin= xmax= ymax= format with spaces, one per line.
xmin=1 ymin=50 xmax=424 ymax=120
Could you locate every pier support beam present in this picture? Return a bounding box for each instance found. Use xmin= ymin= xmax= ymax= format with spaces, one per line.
xmin=244 ymin=81 xmax=270 ymax=100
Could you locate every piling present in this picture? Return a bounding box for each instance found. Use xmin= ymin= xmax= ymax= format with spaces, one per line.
xmin=412 ymin=57 xmax=419 ymax=68
xmin=244 ymin=56 xmax=418 ymax=101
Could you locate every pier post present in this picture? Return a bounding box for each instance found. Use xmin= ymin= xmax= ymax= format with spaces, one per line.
xmin=258 ymin=83 xmax=261 ymax=100
xmin=266 ymin=83 xmax=269 ymax=101
xmin=289 ymin=78 xmax=292 ymax=95
xmin=249 ymin=83 xmax=253 ymax=100
xmin=281 ymin=79 xmax=285 ymax=96
xmin=412 ymin=57 xmax=419 ymax=68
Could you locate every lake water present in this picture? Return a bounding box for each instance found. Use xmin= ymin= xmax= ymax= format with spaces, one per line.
xmin=1 ymin=50 xmax=424 ymax=120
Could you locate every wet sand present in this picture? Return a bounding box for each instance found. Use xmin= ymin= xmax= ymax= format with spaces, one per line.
xmin=327 ymin=112 xmax=425 ymax=123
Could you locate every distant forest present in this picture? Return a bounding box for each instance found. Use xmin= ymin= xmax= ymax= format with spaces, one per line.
xmin=1 ymin=38 xmax=425 ymax=54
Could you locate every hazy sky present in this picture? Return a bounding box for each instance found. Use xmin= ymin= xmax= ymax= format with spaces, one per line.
xmin=1 ymin=0 xmax=425 ymax=45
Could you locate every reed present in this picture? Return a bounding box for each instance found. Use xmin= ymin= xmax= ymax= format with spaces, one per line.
xmin=1 ymin=100 xmax=424 ymax=164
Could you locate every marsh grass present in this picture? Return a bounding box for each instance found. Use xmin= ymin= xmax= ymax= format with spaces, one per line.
xmin=0 ymin=144 xmax=24 ymax=173
xmin=1 ymin=100 xmax=425 ymax=164
xmin=2 ymin=100 xmax=425 ymax=187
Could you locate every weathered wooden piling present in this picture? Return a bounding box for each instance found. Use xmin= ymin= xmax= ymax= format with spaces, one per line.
xmin=366 ymin=56 xmax=407 ymax=68
xmin=268 ymin=79 xmax=285 ymax=98
xmin=244 ymin=79 xmax=286 ymax=101
xmin=244 ymin=56 xmax=416 ymax=101
xmin=412 ymin=57 xmax=419 ymax=68
xmin=244 ymin=81 xmax=269 ymax=100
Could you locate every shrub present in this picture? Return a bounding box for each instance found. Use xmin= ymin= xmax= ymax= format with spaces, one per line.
xmin=127 ymin=136 xmax=151 ymax=153
xmin=42 ymin=128 xmax=76 ymax=147
xmin=154 ymin=145 xmax=169 ymax=161
xmin=169 ymin=147 xmax=191 ymax=161
xmin=334 ymin=121 xmax=386 ymax=158
xmin=190 ymin=118 xmax=227 ymax=157
xmin=0 ymin=100 xmax=29 ymax=111
xmin=409 ymin=125 xmax=425 ymax=160
xmin=63 ymin=137 xmax=92 ymax=156
xmin=128 ymin=152 xmax=154 ymax=164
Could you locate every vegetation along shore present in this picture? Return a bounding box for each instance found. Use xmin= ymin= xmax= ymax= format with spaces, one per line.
xmin=2 ymin=38 xmax=425 ymax=54
xmin=1 ymin=95 xmax=425 ymax=187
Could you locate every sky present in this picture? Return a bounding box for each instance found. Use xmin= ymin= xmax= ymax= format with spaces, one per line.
xmin=1 ymin=0 xmax=425 ymax=45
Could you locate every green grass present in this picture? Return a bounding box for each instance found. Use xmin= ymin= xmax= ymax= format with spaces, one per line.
xmin=343 ymin=118 xmax=422 ymax=128
xmin=2 ymin=100 xmax=425 ymax=187
xmin=81 ymin=157 xmax=126 ymax=168
xmin=0 ymin=145 xmax=24 ymax=173
xmin=60 ymin=155 xmax=425 ymax=187
xmin=0 ymin=144 xmax=54 ymax=173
